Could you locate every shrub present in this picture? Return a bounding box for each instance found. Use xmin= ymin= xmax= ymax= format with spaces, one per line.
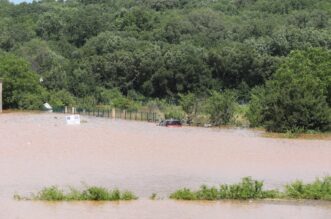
xmin=22 ymin=186 xmax=137 ymax=201
xmin=206 ymin=90 xmax=237 ymax=126
xmin=169 ymin=188 xmax=197 ymax=200
xmin=34 ymin=186 xmax=65 ymax=201
xmin=285 ymin=176 xmax=331 ymax=200
xmin=164 ymin=105 xmax=185 ymax=120
xmin=48 ymin=90 xmax=76 ymax=109
xmin=170 ymin=177 xmax=280 ymax=201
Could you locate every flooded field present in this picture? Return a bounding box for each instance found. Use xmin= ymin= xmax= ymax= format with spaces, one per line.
xmin=0 ymin=112 xmax=330 ymax=218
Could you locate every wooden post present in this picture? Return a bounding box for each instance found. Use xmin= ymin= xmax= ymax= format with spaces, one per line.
xmin=112 ymin=108 xmax=115 ymax=119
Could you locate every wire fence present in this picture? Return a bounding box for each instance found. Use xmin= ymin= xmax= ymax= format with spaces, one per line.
xmin=53 ymin=107 xmax=160 ymax=123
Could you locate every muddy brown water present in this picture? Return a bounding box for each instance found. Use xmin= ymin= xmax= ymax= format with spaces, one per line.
xmin=0 ymin=112 xmax=330 ymax=219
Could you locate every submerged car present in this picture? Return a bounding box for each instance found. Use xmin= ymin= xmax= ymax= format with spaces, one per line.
xmin=159 ymin=119 xmax=182 ymax=127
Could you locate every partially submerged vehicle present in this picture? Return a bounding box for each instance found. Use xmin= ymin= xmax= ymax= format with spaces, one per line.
xmin=159 ymin=119 xmax=182 ymax=127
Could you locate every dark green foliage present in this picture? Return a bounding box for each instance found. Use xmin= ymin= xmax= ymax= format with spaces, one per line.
xmin=0 ymin=54 xmax=47 ymax=110
xmin=285 ymin=177 xmax=331 ymax=201
xmin=170 ymin=177 xmax=280 ymax=200
xmin=248 ymin=49 xmax=331 ymax=132
xmin=0 ymin=0 xmax=330 ymax=132
xmin=24 ymin=186 xmax=137 ymax=201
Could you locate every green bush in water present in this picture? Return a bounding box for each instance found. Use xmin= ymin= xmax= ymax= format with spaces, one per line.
xmin=22 ymin=186 xmax=137 ymax=201
xmin=170 ymin=177 xmax=280 ymax=200
xmin=285 ymin=176 xmax=331 ymax=201
xmin=170 ymin=188 xmax=197 ymax=200
xmin=34 ymin=186 xmax=66 ymax=201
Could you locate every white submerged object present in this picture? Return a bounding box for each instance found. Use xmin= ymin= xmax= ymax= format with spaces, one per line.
xmin=66 ymin=115 xmax=81 ymax=125
xmin=43 ymin=102 xmax=53 ymax=112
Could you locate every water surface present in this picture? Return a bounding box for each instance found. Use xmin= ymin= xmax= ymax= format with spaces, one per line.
xmin=0 ymin=113 xmax=330 ymax=218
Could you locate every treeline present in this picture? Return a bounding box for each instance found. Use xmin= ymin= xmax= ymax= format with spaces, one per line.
xmin=0 ymin=0 xmax=330 ymax=132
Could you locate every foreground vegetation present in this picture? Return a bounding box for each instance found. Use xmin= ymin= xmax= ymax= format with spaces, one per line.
xmin=14 ymin=177 xmax=331 ymax=202
xmin=0 ymin=0 xmax=330 ymax=133
xmin=170 ymin=177 xmax=331 ymax=201
xmin=14 ymin=186 xmax=137 ymax=201
xmin=285 ymin=177 xmax=331 ymax=201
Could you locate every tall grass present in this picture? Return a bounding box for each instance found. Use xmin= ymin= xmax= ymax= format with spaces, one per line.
xmin=16 ymin=186 xmax=137 ymax=201
xmin=170 ymin=177 xmax=280 ymax=200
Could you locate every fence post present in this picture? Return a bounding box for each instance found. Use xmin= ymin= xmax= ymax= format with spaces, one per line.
xmin=112 ymin=108 xmax=115 ymax=119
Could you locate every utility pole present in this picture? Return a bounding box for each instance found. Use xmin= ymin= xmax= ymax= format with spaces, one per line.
xmin=0 ymin=79 xmax=2 ymax=113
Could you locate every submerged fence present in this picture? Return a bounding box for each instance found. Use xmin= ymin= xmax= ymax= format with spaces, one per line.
xmin=54 ymin=106 xmax=160 ymax=123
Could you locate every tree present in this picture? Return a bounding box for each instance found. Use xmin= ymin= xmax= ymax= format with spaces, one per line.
xmin=0 ymin=54 xmax=47 ymax=109
xmin=15 ymin=39 xmax=69 ymax=90
xmin=36 ymin=12 xmax=65 ymax=40
xmin=248 ymin=49 xmax=331 ymax=132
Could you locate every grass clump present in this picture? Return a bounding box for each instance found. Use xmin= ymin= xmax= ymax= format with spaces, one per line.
xmin=18 ymin=186 xmax=137 ymax=201
xmin=170 ymin=177 xmax=280 ymax=201
xmin=285 ymin=176 xmax=331 ymax=201
xmin=35 ymin=186 xmax=66 ymax=201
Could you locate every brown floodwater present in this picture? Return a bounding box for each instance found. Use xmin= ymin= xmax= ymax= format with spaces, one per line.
xmin=0 ymin=112 xmax=330 ymax=218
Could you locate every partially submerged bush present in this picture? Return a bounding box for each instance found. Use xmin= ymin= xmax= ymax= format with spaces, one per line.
xmin=170 ymin=177 xmax=280 ymax=201
xmin=285 ymin=176 xmax=331 ymax=201
xmin=205 ymin=90 xmax=237 ymax=126
xmin=34 ymin=186 xmax=65 ymax=201
xmin=18 ymin=186 xmax=137 ymax=201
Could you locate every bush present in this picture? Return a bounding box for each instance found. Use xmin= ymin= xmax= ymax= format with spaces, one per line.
xmin=206 ymin=90 xmax=237 ymax=126
xmin=49 ymin=90 xmax=76 ymax=109
xmin=164 ymin=105 xmax=185 ymax=120
xmin=34 ymin=186 xmax=65 ymax=201
xmin=170 ymin=177 xmax=280 ymax=201
xmin=285 ymin=176 xmax=331 ymax=201
xmin=21 ymin=186 xmax=137 ymax=201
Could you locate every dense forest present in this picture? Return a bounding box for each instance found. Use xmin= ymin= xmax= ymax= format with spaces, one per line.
xmin=0 ymin=0 xmax=330 ymax=132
